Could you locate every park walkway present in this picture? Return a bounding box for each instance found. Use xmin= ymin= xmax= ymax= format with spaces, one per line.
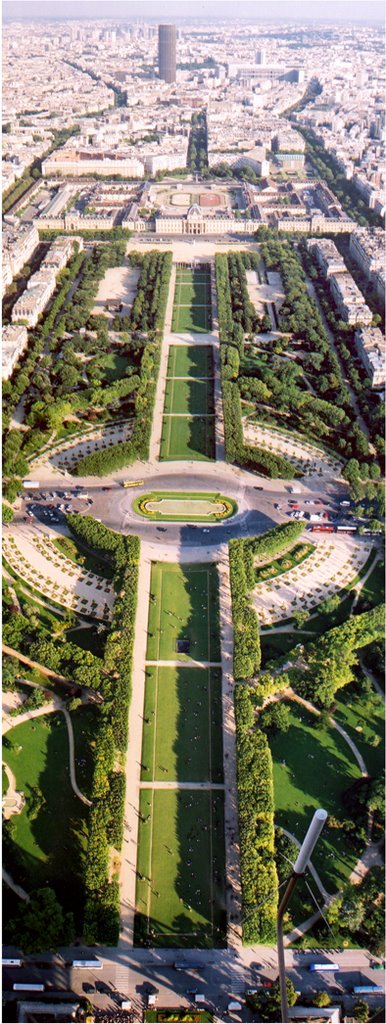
xmin=2 ymin=698 xmax=91 ymax=808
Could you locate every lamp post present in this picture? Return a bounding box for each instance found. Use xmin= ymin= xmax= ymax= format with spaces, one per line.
xmin=277 ymin=808 xmax=328 ymax=1024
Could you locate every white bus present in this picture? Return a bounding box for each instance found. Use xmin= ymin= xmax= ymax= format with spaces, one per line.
xmin=71 ymin=959 xmax=103 ymax=970
xmin=308 ymin=963 xmax=340 ymax=972
xmin=13 ymin=983 xmax=45 ymax=992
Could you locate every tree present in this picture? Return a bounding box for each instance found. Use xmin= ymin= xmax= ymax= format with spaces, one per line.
xmin=7 ymin=888 xmax=75 ymax=953
xmin=260 ymin=702 xmax=291 ymax=735
xmin=2 ymin=503 xmax=14 ymax=524
xmin=319 ymin=594 xmax=341 ymax=615
xmin=353 ymin=1000 xmax=370 ymax=1023
xmin=313 ymin=991 xmax=331 ymax=1008
xmin=293 ymin=609 xmax=309 ymax=629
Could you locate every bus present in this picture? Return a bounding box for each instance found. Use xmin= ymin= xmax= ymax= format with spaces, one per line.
xmin=352 ymin=985 xmax=383 ymax=994
xmin=308 ymin=963 xmax=340 ymax=972
xmin=2 ymin=959 xmax=23 ymax=967
xmin=71 ymin=959 xmax=103 ymax=970
xmin=174 ymin=962 xmax=202 ymax=972
xmin=122 ymin=480 xmax=144 ymax=488
xmin=13 ymin=983 xmax=45 ymax=992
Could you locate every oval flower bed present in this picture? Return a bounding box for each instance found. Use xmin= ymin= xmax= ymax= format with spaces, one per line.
xmin=132 ymin=491 xmax=237 ymax=522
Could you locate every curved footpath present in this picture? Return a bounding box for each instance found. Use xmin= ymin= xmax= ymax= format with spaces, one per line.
xmin=2 ymin=699 xmax=91 ymax=808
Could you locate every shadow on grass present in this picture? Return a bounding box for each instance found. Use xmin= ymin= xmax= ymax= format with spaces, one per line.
xmin=3 ymin=713 xmax=89 ymax=935
xmin=135 ymin=564 xmax=226 ymax=949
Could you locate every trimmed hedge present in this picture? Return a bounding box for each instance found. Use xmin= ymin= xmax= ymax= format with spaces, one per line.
xmin=66 ymin=514 xmax=140 ymax=944
xmin=228 ymin=523 xmax=306 ymax=680
xmin=235 ymin=685 xmax=278 ymax=944
xmin=229 ymin=539 xmax=260 ymax=679
xmin=246 ymin=521 xmax=305 ymax=564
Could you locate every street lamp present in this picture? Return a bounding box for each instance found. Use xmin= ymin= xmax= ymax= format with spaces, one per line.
xmin=277 ymin=808 xmax=328 ymax=1024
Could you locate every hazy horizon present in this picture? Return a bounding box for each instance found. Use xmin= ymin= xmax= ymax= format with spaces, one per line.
xmin=3 ymin=0 xmax=385 ymax=24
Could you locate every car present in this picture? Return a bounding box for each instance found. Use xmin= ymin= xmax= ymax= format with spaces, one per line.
xmin=340 ymin=500 xmax=351 ymax=507
xmin=254 ymin=486 xmax=263 ymax=491
xmin=102 ymin=487 xmax=111 ymax=491
xmin=262 ymin=980 xmax=273 ymax=988
xmin=203 ymin=528 xmax=210 ymax=533
xmin=289 ymin=501 xmax=299 ymax=507
xmin=156 ymin=527 xmax=166 ymax=532
xmin=274 ymin=503 xmax=282 ymax=509
xmin=304 ymin=500 xmax=314 ymax=505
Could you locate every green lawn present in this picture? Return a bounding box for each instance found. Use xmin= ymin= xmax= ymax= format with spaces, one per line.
xmin=334 ymin=683 xmax=385 ymax=780
xmin=146 ymin=562 xmax=221 ymax=662
xmin=134 ymin=789 xmax=226 ymax=948
xmin=163 ymin=377 xmax=214 ymax=415
xmin=70 ymin=705 xmax=100 ymax=801
xmin=355 ymin=558 xmax=385 ymax=612
xmin=172 ymin=304 xmax=212 ymax=333
xmin=53 ymin=535 xmax=114 ymax=579
xmin=167 ymin=345 xmax=213 ymax=379
xmin=160 ymin=415 xmax=215 ymax=460
xmin=174 ymin=282 xmax=211 ymax=306
xmin=2 ymin=713 xmax=89 ymax=921
xmin=269 ymin=703 xmax=362 ymax=892
xmin=87 ymin=352 xmax=130 ymax=382
xmin=141 ymin=666 xmax=223 ymax=783
xmin=172 ymin=269 xmax=212 ymax=334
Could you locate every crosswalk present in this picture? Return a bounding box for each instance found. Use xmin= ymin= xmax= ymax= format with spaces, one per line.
xmin=114 ymin=962 xmax=130 ymax=996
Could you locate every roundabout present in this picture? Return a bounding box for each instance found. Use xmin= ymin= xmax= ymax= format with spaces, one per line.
xmin=132 ymin=490 xmax=237 ymax=522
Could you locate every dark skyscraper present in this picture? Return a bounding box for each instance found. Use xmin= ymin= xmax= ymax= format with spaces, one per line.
xmin=158 ymin=24 xmax=176 ymax=84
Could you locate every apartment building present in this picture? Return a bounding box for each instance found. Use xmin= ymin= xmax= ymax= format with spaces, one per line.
xmin=42 ymin=148 xmax=144 ymax=178
xmin=329 ymin=272 xmax=373 ymax=325
xmin=2 ymin=324 xmax=28 ymax=379
xmin=307 ymin=238 xmax=346 ymax=276
xmin=11 ymin=236 xmax=79 ymax=327
xmin=349 ymin=227 xmax=385 ymax=278
xmin=354 ymin=326 xmax=385 ymax=389
xmin=3 ymin=223 xmax=39 ymax=281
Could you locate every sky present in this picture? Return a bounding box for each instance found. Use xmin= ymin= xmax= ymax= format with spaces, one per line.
xmin=3 ymin=0 xmax=385 ymax=23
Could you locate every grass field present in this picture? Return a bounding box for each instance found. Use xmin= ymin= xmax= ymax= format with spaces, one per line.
xmin=334 ymin=683 xmax=385 ymax=780
xmin=2 ymin=713 xmax=88 ymax=921
xmin=174 ymin=282 xmax=211 ymax=306
xmin=87 ymin=352 xmax=130 ymax=382
xmin=172 ymin=305 xmax=212 ymax=333
xmin=163 ymin=377 xmax=214 ymax=416
xmin=146 ymin=562 xmax=221 ymax=663
xmin=269 ymin=703 xmax=362 ymax=892
xmin=160 ymin=415 xmax=215 ymax=461
xmin=141 ymin=666 xmax=223 ymax=783
xmin=171 ymin=268 xmax=212 ymax=334
xmin=167 ymin=345 xmax=213 ymax=379
xmin=134 ymin=789 xmax=226 ymax=947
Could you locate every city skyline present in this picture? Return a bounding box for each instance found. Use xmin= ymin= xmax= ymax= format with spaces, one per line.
xmin=3 ymin=0 xmax=386 ymax=22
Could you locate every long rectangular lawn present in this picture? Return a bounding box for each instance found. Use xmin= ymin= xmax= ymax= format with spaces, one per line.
xmin=167 ymin=345 xmax=214 ymax=379
xmin=134 ymin=789 xmax=226 ymax=947
xmin=160 ymin=414 xmax=215 ymax=460
xmin=172 ymin=304 xmax=212 ymax=333
xmin=141 ymin=666 xmax=223 ymax=783
xmin=163 ymin=377 xmax=214 ymax=415
xmin=146 ymin=562 xmax=221 ymax=662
